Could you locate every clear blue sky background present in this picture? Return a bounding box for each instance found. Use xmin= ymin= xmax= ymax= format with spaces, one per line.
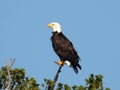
xmin=0 ymin=0 xmax=120 ymax=89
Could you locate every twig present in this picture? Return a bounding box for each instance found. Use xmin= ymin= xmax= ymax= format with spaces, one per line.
xmin=5 ymin=58 xmax=15 ymax=90
xmin=8 ymin=58 xmax=15 ymax=69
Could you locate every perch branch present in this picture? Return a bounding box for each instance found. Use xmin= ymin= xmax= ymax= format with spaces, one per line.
xmin=5 ymin=58 xmax=15 ymax=90
xmin=53 ymin=65 xmax=63 ymax=90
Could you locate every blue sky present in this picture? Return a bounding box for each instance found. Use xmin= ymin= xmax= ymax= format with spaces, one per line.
xmin=0 ymin=0 xmax=120 ymax=89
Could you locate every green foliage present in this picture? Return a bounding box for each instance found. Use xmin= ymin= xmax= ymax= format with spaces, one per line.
xmin=64 ymin=84 xmax=71 ymax=90
xmin=72 ymin=85 xmax=86 ymax=90
xmin=56 ymin=83 xmax=63 ymax=90
xmin=0 ymin=67 xmax=39 ymax=90
xmin=105 ymin=88 xmax=111 ymax=90
xmin=43 ymin=74 xmax=110 ymax=90
xmin=0 ymin=66 xmax=110 ymax=90
xmin=44 ymin=79 xmax=55 ymax=90
xmin=85 ymin=73 xmax=103 ymax=90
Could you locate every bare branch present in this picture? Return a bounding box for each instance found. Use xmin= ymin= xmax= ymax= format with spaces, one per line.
xmin=53 ymin=65 xmax=63 ymax=90
xmin=8 ymin=58 xmax=15 ymax=69
xmin=54 ymin=65 xmax=62 ymax=83
xmin=5 ymin=58 xmax=15 ymax=90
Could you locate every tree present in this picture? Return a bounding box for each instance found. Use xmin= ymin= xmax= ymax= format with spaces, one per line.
xmin=43 ymin=76 xmax=110 ymax=90
xmin=0 ymin=61 xmax=110 ymax=90
xmin=0 ymin=66 xmax=39 ymax=90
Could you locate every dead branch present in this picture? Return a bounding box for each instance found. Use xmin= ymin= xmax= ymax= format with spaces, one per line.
xmin=53 ymin=65 xmax=63 ymax=90
xmin=5 ymin=58 xmax=15 ymax=90
xmin=8 ymin=58 xmax=15 ymax=69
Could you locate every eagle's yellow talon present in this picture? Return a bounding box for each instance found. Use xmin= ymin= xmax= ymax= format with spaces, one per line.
xmin=55 ymin=61 xmax=64 ymax=66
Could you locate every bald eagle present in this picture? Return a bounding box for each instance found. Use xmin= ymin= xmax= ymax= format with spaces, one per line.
xmin=48 ymin=22 xmax=82 ymax=73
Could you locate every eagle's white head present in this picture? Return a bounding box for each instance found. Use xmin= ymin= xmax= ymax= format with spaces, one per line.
xmin=48 ymin=22 xmax=61 ymax=33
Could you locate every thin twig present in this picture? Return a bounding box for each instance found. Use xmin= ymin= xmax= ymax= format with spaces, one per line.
xmin=8 ymin=58 xmax=15 ymax=69
xmin=5 ymin=58 xmax=15 ymax=90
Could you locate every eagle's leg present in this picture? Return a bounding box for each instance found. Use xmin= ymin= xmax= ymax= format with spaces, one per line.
xmin=55 ymin=60 xmax=64 ymax=66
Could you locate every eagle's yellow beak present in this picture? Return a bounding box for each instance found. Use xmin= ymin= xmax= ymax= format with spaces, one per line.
xmin=48 ymin=23 xmax=54 ymax=28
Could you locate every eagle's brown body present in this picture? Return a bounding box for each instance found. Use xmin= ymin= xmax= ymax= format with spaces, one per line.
xmin=51 ymin=31 xmax=82 ymax=73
